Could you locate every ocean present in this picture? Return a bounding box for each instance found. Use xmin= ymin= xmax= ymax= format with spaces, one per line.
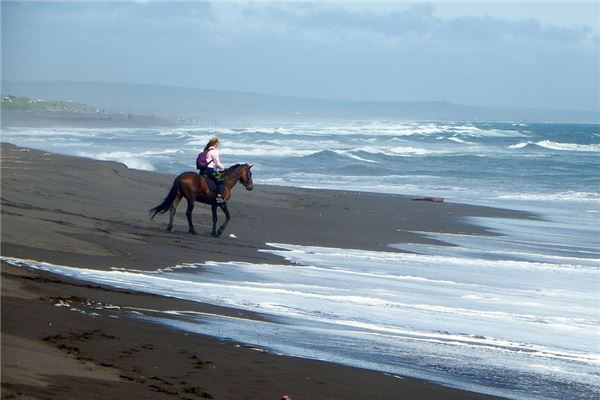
xmin=2 ymin=120 xmax=599 ymax=399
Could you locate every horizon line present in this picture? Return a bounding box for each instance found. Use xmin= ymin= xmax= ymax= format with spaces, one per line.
xmin=3 ymin=79 xmax=598 ymax=115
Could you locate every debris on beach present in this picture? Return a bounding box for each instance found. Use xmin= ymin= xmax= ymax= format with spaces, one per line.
xmin=411 ymin=196 xmax=444 ymax=203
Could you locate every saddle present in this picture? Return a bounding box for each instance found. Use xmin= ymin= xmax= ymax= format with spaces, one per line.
xmin=199 ymin=171 xmax=222 ymax=193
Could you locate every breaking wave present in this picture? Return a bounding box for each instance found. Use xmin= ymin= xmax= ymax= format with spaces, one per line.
xmin=510 ymin=141 xmax=600 ymax=152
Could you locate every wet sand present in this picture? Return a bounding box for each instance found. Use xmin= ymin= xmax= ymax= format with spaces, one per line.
xmin=1 ymin=143 xmax=529 ymax=399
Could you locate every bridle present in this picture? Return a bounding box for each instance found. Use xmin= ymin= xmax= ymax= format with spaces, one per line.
xmin=239 ymin=167 xmax=253 ymax=189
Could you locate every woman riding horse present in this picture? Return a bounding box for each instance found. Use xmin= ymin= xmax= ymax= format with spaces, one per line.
xmin=150 ymin=163 xmax=254 ymax=237
xmin=197 ymin=136 xmax=228 ymax=204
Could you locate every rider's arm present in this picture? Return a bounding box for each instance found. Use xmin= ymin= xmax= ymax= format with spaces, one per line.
xmin=210 ymin=149 xmax=225 ymax=171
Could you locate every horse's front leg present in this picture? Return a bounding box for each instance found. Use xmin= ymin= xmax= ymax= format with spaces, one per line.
xmin=216 ymin=203 xmax=231 ymax=237
xmin=210 ymin=204 xmax=218 ymax=237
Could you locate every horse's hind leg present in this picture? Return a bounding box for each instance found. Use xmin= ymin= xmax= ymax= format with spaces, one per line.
xmin=166 ymin=194 xmax=182 ymax=232
xmin=185 ymin=196 xmax=197 ymax=235
xmin=216 ymin=203 xmax=231 ymax=237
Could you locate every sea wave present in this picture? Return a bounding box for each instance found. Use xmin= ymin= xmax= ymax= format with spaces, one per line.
xmin=510 ymin=141 xmax=600 ymax=152
xmin=536 ymin=140 xmax=600 ymax=152
xmin=444 ymin=136 xmax=474 ymax=144
xmin=497 ymin=191 xmax=600 ymax=202
xmin=264 ymin=243 xmax=599 ymax=273
xmin=257 ymin=174 xmax=444 ymax=196
xmin=4 ymin=236 xmax=600 ymax=400
xmin=360 ymin=145 xmax=443 ymax=156
xmin=509 ymin=141 xmax=533 ymax=149
xmin=456 ymin=128 xmax=527 ymax=138
xmin=221 ymin=147 xmax=315 ymax=157
xmin=75 ymin=150 xmax=157 ymax=171
xmin=177 ymin=121 xmax=525 ymax=139
xmin=338 ymin=151 xmax=380 ymax=163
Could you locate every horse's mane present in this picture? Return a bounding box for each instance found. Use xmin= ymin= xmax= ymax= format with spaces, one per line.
xmin=225 ymin=163 xmax=249 ymax=172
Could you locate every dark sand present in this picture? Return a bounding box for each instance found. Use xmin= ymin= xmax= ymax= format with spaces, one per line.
xmin=1 ymin=143 xmax=530 ymax=399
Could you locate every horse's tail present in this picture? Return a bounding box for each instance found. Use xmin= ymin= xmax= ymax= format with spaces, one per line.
xmin=150 ymin=177 xmax=179 ymax=219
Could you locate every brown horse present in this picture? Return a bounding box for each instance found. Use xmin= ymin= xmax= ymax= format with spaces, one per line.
xmin=150 ymin=164 xmax=254 ymax=237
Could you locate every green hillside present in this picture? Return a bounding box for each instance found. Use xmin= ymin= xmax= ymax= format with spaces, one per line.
xmin=1 ymin=95 xmax=96 ymax=113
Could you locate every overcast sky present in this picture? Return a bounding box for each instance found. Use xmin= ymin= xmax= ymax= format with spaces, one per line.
xmin=2 ymin=1 xmax=599 ymax=110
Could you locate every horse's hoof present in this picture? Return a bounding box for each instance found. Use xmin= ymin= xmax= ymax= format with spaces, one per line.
xmin=189 ymin=230 xmax=197 ymax=235
xmin=167 ymin=227 xmax=174 ymax=232
xmin=211 ymin=231 xmax=218 ymax=237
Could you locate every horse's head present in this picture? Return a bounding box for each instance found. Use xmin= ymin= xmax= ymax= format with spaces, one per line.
xmin=238 ymin=164 xmax=254 ymax=191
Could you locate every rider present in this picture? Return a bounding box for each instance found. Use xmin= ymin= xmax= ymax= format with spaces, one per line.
xmin=199 ymin=136 xmax=228 ymax=204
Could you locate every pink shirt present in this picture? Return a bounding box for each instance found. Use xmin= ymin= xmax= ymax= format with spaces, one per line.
xmin=206 ymin=147 xmax=224 ymax=171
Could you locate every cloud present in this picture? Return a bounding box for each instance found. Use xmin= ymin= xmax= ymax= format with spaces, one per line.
xmin=197 ymin=2 xmax=598 ymax=47
xmin=2 ymin=2 xmax=598 ymax=110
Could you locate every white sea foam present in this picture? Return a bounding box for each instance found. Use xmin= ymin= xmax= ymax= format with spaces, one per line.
xmin=456 ymin=128 xmax=527 ymax=138
xmin=265 ymin=242 xmax=599 ymax=273
xmin=336 ymin=150 xmax=379 ymax=163
xmin=177 ymin=121 xmax=511 ymax=138
xmin=224 ymin=147 xmax=315 ymax=157
xmin=509 ymin=140 xmax=600 ymax=152
xmin=75 ymin=151 xmax=156 ymax=171
xmin=509 ymin=141 xmax=532 ymax=149
xmin=185 ymin=138 xmax=317 ymax=157
xmin=446 ymin=136 xmax=473 ymax=144
xmin=3 ymin=221 xmax=600 ymax=400
xmin=360 ymin=145 xmax=443 ymax=156
xmin=497 ymin=191 xmax=600 ymax=202
xmin=536 ymin=140 xmax=600 ymax=152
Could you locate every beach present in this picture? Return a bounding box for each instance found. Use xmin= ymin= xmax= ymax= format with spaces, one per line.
xmin=4 ymin=2 xmax=599 ymax=398
xmin=0 ymin=142 xmax=529 ymax=400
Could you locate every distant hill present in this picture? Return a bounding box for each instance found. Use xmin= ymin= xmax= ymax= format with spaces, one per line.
xmin=1 ymin=93 xmax=170 ymax=128
xmin=1 ymin=95 xmax=96 ymax=113
xmin=2 ymin=81 xmax=598 ymax=123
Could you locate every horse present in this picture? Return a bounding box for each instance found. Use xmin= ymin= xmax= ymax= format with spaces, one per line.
xmin=150 ymin=164 xmax=254 ymax=237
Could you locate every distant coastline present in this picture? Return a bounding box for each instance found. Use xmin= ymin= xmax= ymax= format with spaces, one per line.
xmin=1 ymin=94 xmax=175 ymax=128
xmin=1 ymin=109 xmax=174 ymax=128
xmin=3 ymin=80 xmax=598 ymax=123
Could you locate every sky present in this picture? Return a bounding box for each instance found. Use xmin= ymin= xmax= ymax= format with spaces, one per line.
xmin=2 ymin=1 xmax=599 ymax=111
